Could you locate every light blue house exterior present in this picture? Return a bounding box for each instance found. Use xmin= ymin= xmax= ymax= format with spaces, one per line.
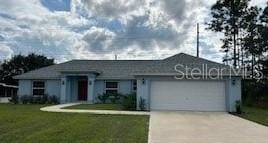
xmin=15 ymin=53 xmax=242 ymax=112
xmin=18 ymin=78 xmax=135 ymax=103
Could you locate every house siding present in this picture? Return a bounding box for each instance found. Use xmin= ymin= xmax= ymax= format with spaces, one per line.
xmin=18 ymin=80 xmax=31 ymax=96
xmin=18 ymin=79 xmax=62 ymax=98
xmin=93 ymin=80 xmax=105 ymax=102
xmin=226 ymin=77 xmax=242 ymax=112
xmin=93 ymin=80 xmax=133 ymax=102
xmin=119 ymin=80 xmax=132 ymax=94
xmin=137 ymin=79 xmax=150 ymax=110
xmin=46 ymin=80 xmax=61 ymax=98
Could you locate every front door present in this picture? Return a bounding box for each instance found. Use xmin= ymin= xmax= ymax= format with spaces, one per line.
xmin=78 ymin=80 xmax=88 ymax=101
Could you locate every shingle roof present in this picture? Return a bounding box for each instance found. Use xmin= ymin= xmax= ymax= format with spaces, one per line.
xmin=13 ymin=53 xmax=239 ymax=80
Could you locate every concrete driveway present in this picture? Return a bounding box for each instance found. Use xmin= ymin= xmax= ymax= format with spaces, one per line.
xmin=149 ymin=111 xmax=268 ymax=143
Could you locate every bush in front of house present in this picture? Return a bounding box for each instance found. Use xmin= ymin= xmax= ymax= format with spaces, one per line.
xmin=121 ymin=93 xmax=136 ymax=111
xmin=18 ymin=94 xmax=59 ymax=104
xmin=9 ymin=94 xmax=19 ymax=104
xmin=235 ymin=100 xmax=242 ymax=114
xmin=29 ymin=95 xmax=47 ymax=104
xmin=108 ymin=93 xmax=122 ymax=104
xmin=97 ymin=92 xmax=137 ymax=110
xmin=47 ymin=95 xmax=59 ymax=104
xmin=20 ymin=95 xmax=30 ymax=104
xmin=98 ymin=93 xmax=109 ymax=103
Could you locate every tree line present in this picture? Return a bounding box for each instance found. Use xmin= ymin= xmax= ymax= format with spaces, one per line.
xmin=0 ymin=54 xmax=54 ymax=85
xmin=207 ymin=0 xmax=268 ymax=107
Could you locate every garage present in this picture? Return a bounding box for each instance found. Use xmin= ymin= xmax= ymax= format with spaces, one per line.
xmin=150 ymin=80 xmax=226 ymax=111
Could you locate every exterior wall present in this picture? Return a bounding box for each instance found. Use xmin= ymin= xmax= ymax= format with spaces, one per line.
xmin=18 ymin=79 xmax=134 ymax=103
xmin=136 ymin=79 xmax=150 ymax=110
xmin=66 ymin=77 xmax=72 ymax=102
xmin=18 ymin=79 xmax=61 ymax=98
xmin=88 ymin=77 xmax=95 ymax=102
xmin=119 ymin=80 xmax=132 ymax=94
xmin=226 ymin=77 xmax=242 ymax=112
xmin=46 ymin=80 xmax=61 ymax=98
xmin=18 ymin=80 xmax=32 ymax=97
xmin=93 ymin=80 xmax=133 ymax=102
xmin=93 ymin=80 xmax=105 ymax=102
xmin=70 ymin=77 xmax=78 ymax=102
xmin=60 ymin=77 xmax=67 ymax=103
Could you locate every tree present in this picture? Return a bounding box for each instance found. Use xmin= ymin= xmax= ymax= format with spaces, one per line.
xmin=241 ymin=6 xmax=261 ymax=76
xmin=208 ymin=1 xmax=268 ymax=106
xmin=0 ymin=53 xmax=54 ymax=85
xmin=207 ymin=0 xmax=250 ymax=68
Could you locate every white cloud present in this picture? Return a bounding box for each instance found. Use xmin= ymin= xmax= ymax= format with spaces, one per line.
xmin=82 ymin=26 xmax=115 ymax=53
xmin=0 ymin=44 xmax=13 ymax=60
xmin=1 ymin=0 xmax=263 ymax=63
xmin=80 ymin=0 xmax=146 ymax=19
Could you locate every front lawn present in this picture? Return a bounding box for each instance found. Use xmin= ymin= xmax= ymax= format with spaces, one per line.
xmin=237 ymin=106 xmax=268 ymax=126
xmin=0 ymin=104 xmax=149 ymax=143
xmin=64 ymin=104 xmax=123 ymax=110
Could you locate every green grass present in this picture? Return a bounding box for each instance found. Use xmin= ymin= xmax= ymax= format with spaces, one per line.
xmin=237 ymin=106 xmax=268 ymax=126
xmin=64 ymin=104 xmax=123 ymax=110
xmin=0 ymin=104 xmax=149 ymax=143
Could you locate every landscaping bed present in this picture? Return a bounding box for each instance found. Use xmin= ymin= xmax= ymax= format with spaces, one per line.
xmin=0 ymin=104 xmax=149 ymax=143
xmin=63 ymin=104 xmax=124 ymax=110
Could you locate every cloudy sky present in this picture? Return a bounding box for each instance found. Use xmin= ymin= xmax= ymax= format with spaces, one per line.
xmin=0 ymin=0 xmax=266 ymax=63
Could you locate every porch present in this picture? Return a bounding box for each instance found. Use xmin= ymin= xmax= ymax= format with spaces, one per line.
xmin=60 ymin=72 xmax=97 ymax=103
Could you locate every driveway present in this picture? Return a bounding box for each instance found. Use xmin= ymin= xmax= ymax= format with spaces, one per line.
xmin=149 ymin=111 xmax=268 ymax=143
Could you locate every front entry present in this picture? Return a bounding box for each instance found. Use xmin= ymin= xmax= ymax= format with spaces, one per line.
xmin=78 ymin=80 xmax=88 ymax=101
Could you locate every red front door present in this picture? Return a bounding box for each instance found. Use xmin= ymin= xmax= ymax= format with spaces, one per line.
xmin=78 ymin=80 xmax=88 ymax=101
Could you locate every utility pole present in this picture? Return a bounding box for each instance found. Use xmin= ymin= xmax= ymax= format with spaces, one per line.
xmin=197 ymin=23 xmax=200 ymax=58
xmin=114 ymin=46 xmax=117 ymax=60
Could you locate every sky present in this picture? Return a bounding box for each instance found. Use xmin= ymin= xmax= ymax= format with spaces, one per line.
xmin=0 ymin=0 xmax=266 ymax=63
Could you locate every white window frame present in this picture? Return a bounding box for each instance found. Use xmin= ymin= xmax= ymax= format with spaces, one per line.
xmin=105 ymin=81 xmax=118 ymax=94
xmin=32 ymin=81 xmax=46 ymax=96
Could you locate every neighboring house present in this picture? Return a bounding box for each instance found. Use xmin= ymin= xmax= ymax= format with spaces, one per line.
xmin=0 ymin=83 xmax=18 ymax=103
xmin=14 ymin=53 xmax=241 ymax=112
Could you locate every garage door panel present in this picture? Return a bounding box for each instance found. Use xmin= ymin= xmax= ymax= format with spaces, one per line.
xmin=150 ymin=81 xmax=226 ymax=111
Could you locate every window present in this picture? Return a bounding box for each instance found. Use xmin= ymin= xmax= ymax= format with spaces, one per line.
xmin=132 ymin=80 xmax=137 ymax=92
xmin=32 ymin=81 xmax=45 ymax=96
xmin=105 ymin=81 xmax=118 ymax=94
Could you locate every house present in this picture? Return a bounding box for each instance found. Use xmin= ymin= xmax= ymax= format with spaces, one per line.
xmin=0 ymin=83 xmax=18 ymax=103
xmin=14 ymin=53 xmax=241 ymax=112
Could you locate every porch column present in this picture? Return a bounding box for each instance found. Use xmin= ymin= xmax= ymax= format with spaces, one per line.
xmin=60 ymin=76 xmax=67 ymax=103
xmin=87 ymin=76 xmax=95 ymax=103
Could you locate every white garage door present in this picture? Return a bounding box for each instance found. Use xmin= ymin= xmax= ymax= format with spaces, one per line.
xmin=150 ymin=81 xmax=226 ymax=111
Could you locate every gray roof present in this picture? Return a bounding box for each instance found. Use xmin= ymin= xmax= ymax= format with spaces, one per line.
xmin=14 ymin=53 xmax=239 ymax=80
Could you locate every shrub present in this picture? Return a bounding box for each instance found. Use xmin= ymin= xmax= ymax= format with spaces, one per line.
xmin=109 ymin=93 xmax=122 ymax=104
xmin=48 ymin=95 xmax=59 ymax=104
xmin=235 ymin=100 xmax=242 ymax=114
xmin=20 ymin=95 xmax=30 ymax=104
xmin=98 ymin=93 xmax=109 ymax=103
xmin=9 ymin=94 xmax=19 ymax=104
xmin=121 ymin=93 xmax=136 ymax=110
xmin=139 ymin=97 xmax=146 ymax=111
xmin=29 ymin=95 xmax=48 ymax=104
xmin=30 ymin=96 xmax=41 ymax=104
xmin=39 ymin=95 xmax=48 ymax=104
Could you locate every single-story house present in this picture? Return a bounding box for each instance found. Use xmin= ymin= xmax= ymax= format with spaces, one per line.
xmin=14 ymin=53 xmax=241 ymax=112
xmin=0 ymin=83 xmax=18 ymax=103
